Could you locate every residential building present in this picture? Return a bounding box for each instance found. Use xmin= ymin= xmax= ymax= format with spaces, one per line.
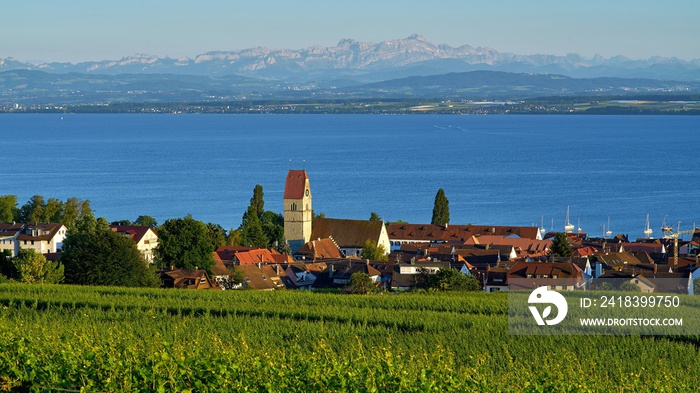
xmin=110 ymin=225 xmax=159 ymax=262
xmin=16 ymin=223 xmax=67 ymax=254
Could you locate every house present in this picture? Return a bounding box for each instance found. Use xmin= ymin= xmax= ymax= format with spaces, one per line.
xmin=593 ymin=252 xmax=652 ymax=273
xmin=386 ymin=223 xmax=542 ymax=251
xmin=294 ymin=237 xmax=343 ymax=261
xmin=0 ymin=222 xmax=24 ymax=257
xmin=285 ymin=262 xmax=327 ymax=289
xmin=389 ymin=261 xmax=449 ymax=291
xmin=211 ymin=252 xmax=238 ymax=289
xmin=507 ymin=262 xmax=585 ymax=291
xmin=310 ymin=218 xmax=391 ymax=258
xmin=464 ymin=235 xmax=551 ymax=261
xmin=311 ymin=260 xmax=387 ymax=289
xmin=484 ymin=268 xmax=509 ymax=292
xmin=161 ymin=268 xmax=218 ymax=290
xmin=236 ymin=264 xmax=285 ymax=291
xmin=16 ymin=223 xmax=67 ymax=254
xmin=110 ymin=225 xmax=159 ymax=262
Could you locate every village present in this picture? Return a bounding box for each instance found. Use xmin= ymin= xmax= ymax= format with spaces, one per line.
xmin=1 ymin=169 xmax=699 ymax=294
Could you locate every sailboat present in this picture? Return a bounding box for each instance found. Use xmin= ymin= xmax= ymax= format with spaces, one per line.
xmin=539 ymin=216 xmax=546 ymax=238
xmin=643 ymin=214 xmax=653 ymax=238
xmin=606 ymin=216 xmax=613 ymax=237
xmin=564 ymin=206 xmax=574 ymax=233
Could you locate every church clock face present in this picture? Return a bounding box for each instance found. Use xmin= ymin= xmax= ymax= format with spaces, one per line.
xmin=305 ymin=189 xmax=309 ymax=196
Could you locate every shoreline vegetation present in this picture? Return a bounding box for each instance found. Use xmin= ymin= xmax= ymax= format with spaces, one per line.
xmin=3 ymin=96 xmax=700 ymax=115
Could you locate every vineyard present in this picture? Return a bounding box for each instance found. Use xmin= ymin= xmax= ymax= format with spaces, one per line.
xmin=0 ymin=284 xmax=699 ymax=392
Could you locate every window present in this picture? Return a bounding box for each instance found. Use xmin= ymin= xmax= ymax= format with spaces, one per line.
xmin=290 ymin=203 xmax=297 ymax=211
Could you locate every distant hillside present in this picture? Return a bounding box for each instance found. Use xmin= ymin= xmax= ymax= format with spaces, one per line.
xmin=339 ymin=71 xmax=700 ymax=99
xmin=1 ymin=35 xmax=699 ymax=84
xmin=2 ymin=69 xmax=700 ymax=105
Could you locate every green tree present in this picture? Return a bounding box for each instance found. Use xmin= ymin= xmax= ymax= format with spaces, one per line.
xmin=0 ymin=250 xmax=18 ymax=280
xmin=62 ymin=197 xmax=81 ymax=225
xmin=111 ymin=220 xmax=133 ymax=226
xmin=156 ymin=215 xmax=215 ymax=272
xmin=260 ymin=211 xmax=285 ymax=250
xmin=349 ymin=272 xmax=374 ymax=294
xmin=18 ymin=195 xmax=45 ymax=223
xmin=207 ymin=223 xmax=228 ymax=250
xmin=43 ymin=198 xmax=64 ymax=223
xmin=431 ymin=188 xmax=450 ymax=226
xmin=428 ymin=268 xmax=481 ymax=291
xmin=134 ymin=215 xmax=158 ymax=228
xmin=369 ymin=212 xmax=382 ymax=222
xmin=250 ymin=184 xmax=265 ymax=217
xmin=240 ymin=206 xmax=269 ymax=248
xmin=14 ymin=249 xmax=64 ymax=284
xmin=0 ymin=195 xmax=18 ymax=222
xmin=550 ymin=233 xmax=573 ymax=257
xmin=227 ymin=229 xmax=243 ymax=247
xmin=61 ymin=218 xmax=159 ymax=287
xmin=360 ymin=239 xmax=388 ymax=261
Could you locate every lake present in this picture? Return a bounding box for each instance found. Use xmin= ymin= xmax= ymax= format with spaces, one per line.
xmin=1 ymin=114 xmax=698 ymax=240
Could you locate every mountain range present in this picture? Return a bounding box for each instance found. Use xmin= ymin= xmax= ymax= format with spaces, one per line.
xmin=2 ymin=35 xmax=700 ymax=105
xmin=3 ymin=34 xmax=699 ymax=83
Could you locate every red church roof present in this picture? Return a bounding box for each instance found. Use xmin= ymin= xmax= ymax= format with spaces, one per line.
xmin=284 ymin=170 xmax=308 ymax=199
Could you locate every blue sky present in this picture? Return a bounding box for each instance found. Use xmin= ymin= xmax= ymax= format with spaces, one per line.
xmin=3 ymin=0 xmax=698 ymax=63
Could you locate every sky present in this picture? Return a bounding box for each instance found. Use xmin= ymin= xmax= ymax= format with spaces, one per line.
xmin=3 ymin=0 xmax=699 ymax=63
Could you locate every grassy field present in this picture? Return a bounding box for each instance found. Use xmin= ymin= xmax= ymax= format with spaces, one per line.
xmin=0 ymin=284 xmax=698 ymax=392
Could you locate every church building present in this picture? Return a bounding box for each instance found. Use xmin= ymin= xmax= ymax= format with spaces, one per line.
xmin=283 ymin=170 xmax=312 ymax=253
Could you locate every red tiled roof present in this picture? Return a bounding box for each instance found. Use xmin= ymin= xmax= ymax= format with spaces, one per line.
xmin=109 ymin=225 xmax=154 ymax=243
xmin=235 ymin=248 xmax=277 ymax=265
xmin=284 ymin=170 xmax=309 ymax=199
xmin=387 ymin=223 xmax=540 ymax=243
xmin=296 ymin=238 xmax=343 ymax=259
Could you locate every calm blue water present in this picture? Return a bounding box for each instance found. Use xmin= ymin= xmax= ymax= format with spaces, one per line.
xmin=1 ymin=114 xmax=698 ymax=239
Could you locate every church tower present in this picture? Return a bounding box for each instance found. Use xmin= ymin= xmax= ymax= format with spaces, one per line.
xmin=284 ymin=170 xmax=312 ymax=253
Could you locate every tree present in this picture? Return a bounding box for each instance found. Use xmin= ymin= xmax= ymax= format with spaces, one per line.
xmin=360 ymin=239 xmax=388 ymax=261
xmin=0 ymin=250 xmax=18 ymax=280
xmin=349 ymin=272 xmax=374 ymax=294
xmin=43 ymin=198 xmax=64 ymax=223
xmin=260 ymin=211 xmax=285 ymax=250
xmin=14 ymin=249 xmax=64 ymax=284
xmin=431 ymin=188 xmax=450 ymax=226
xmin=111 ymin=220 xmax=133 ymax=226
xmin=428 ymin=268 xmax=480 ymax=291
xmin=156 ymin=215 xmax=215 ymax=273
xmin=207 ymin=222 xmax=228 ymax=250
xmin=369 ymin=212 xmax=382 ymax=222
xmin=550 ymin=233 xmax=573 ymax=257
xmin=240 ymin=206 xmax=269 ymax=248
xmin=0 ymin=195 xmax=18 ymax=222
xmin=134 ymin=215 xmax=158 ymax=228
xmin=18 ymin=195 xmax=45 ymax=223
xmin=250 ymin=184 xmax=265 ymax=217
xmin=61 ymin=218 xmax=159 ymax=287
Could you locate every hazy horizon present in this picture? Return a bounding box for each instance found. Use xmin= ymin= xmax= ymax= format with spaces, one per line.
xmin=2 ymin=0 xmax=698 ymax=64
